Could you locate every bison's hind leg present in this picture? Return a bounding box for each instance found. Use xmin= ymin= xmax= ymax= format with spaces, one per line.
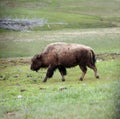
xmin=87 ymin=64 xmax=99 ymax=79
xmin=79 ymin=66 xmax=87 ymax=81
xmin=58 ymin=65 xmax=67 ymax=82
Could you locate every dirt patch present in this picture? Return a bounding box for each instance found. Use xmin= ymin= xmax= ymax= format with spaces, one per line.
xmin=6 ymin=111 xmax=16 ymax=116
xmin=0 ymin=57 xmax=31 ymax=65
xmin=96 ymin=53 xmax=120 ymax=61
xmin=60 ymin=28 xmax=120 ymax=35
xmin=5 ymin=111 xmax=24 ymax=118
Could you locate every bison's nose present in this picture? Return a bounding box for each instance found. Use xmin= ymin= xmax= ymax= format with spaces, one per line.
xmin=30 ymin=66 xmax=38 ymax=72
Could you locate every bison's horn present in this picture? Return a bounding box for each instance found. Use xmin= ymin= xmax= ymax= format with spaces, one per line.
xmin=36 ymin=54 xmax=42 ymax=60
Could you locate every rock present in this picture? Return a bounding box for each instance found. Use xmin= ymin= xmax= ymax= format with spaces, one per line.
xmin=20 ymin=89 xmax=26 ymax=92
xmin=17 ymin=95 xmax=22 ymax=99
xmin=0 ymin=75 xmax=6 ymax=80
xmin=6 ymin=112 xmax=16 ymax=116
xmin=39 ymin=87 xmax=46 ymax=90
xmin=59 ymin=87 xmax=67 ymax=91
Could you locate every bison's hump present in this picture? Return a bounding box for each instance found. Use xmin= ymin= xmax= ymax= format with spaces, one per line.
xmin=43 ymin=42 xmax=91 ymax=54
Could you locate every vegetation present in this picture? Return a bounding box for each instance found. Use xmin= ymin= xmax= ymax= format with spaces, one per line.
xmin=0 ymin=0 xmax=120 ymax=30
xmin=0 ymin=58 xmax=120 ymax=119
xmin=0 ymin=28 xmax=120 ymax=118
xmin=0 ymin=28 xmax=120 ymax=58
xmin=0 ymin=0 xmax=120 ymax=119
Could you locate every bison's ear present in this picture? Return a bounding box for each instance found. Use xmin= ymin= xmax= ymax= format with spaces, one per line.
xmin=36 ymin=54 xmax=42 ymax=60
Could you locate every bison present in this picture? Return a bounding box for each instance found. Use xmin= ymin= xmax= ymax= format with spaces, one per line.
xmin=31 ymin=42 xmax=99 ymax=82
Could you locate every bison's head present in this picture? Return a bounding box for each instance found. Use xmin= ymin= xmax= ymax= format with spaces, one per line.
xmin=30 ymin=54 xmax=42 ymax=72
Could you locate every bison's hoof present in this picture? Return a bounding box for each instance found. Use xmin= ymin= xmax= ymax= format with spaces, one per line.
xmin=42 ymin=80 xmax=47 ymax=83
xmin=62 ymin=79 xmax=65 ymax=82
xmin=80 ymin=78 xmax=83 ymax=81
xmin=96 ymin=75 xmax=99 ymax=79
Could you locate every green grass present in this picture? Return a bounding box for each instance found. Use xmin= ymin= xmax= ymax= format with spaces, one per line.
xmin=0 ymin=0 xmax=120 ymax=118
xmin=0 ymin=0 xmax=120 ymax=30
xmin=0 ymin=28 xmax=120 ymax=58
xmin=0 ymin=59 xmax=120 ymax=119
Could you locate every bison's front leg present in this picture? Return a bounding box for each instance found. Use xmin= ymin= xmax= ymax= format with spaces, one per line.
xmin=58 ymin=65 xmax=67 ymax=81
xmin=43 ymin=65 xmax=57 ymax=82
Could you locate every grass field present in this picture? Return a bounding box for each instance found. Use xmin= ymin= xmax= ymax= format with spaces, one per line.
xmin=0 ymin=58 xmax=120 ymax=119
xmin=0 ymin=0 xmax=120 ymax=30
xmin=0 ymin=0 xmax=120 ymax=119
xmin=0 ymin=28 xmax=120 ymax=119
xmin=0 ymin=28 xmax=120 ymax=58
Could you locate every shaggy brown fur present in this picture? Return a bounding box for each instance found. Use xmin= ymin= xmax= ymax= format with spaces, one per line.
xmin=31 ymin=42 xmax=99 ymax=82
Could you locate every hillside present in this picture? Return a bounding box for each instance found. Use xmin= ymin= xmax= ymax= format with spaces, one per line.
xmin=0 ymin=0 xmax=120 ymax=30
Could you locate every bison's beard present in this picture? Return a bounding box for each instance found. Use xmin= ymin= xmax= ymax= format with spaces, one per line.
xmin=35 ymin=68 xmax=39 ymax=72
xmin=31 ymin=66 xmax=40 ymax=72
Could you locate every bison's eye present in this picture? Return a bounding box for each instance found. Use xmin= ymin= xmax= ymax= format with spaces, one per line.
xmin=36 ymin=54 xmax=42 ymax=60
xmin=36 ymin=56 xmax=40 ymax=60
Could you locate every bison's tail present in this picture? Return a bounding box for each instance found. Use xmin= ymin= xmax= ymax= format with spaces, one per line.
xmin=90 ymin=50 xmax=96 ymax=65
